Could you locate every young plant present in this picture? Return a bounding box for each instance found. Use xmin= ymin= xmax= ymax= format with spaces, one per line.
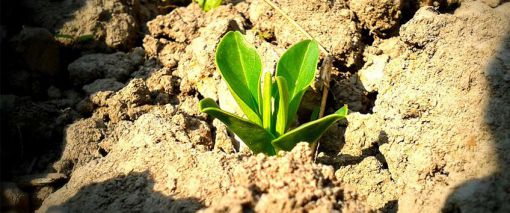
xmin=199 ymin=31 xmax=348 ymax=156
xmin=194 ymin=0 xmax=222 ymax=11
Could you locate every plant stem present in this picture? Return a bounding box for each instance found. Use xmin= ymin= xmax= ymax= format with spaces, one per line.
xmin=263 ymin=72 xmax=273 ymax=131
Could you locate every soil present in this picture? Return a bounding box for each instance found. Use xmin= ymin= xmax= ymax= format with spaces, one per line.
xmin=1 ymin=0 xmax=509 ymax=212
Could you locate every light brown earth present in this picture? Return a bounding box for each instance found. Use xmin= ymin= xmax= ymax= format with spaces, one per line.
xmin=1 ymin=0 xmax=509 ymax=212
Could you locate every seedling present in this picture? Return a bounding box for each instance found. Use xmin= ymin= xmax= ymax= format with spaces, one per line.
xmin=194 ymin=0 xmax=222 ymax=11
xmin=199 ymin=31 xmax=347 ymax=156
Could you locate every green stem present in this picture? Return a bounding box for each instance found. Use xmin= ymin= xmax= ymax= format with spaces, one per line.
xmin=263 ymin=72 xmax=272 ymax=131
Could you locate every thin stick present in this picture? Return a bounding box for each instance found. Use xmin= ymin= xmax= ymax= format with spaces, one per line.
xmin=318 ymin=55 xmax=333 ymax=118
xmin=261 ymin=0 xmax=329 ymax=55
xmin=314 ymin=55 xmax=333 ymax=162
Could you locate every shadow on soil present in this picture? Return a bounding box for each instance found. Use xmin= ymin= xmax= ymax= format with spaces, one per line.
xmin=45 ymin=171 xmax=204 ymax=213
xmin=442 ymin=30 xmax=510 ymax=212
xmin=331 ymin=130 xmax=389 ymax=168
xmin=0 ymin=0 xmax=88 ymax=179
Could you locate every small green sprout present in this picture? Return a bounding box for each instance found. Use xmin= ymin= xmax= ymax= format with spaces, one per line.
xmin=199 ymin=31 xmax=348 ymax=156
xmin=194 ymin=0 xmax=222 ymax=11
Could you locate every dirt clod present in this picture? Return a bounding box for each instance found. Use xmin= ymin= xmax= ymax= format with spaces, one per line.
xmin=53 ymin=118 xmax=106 ymax=175
xmin=250 ymin=0 xmax=363 ymax=67
xmin=349 ymin=0 xmax=402 ymax=36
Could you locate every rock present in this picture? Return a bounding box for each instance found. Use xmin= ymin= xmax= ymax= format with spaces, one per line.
xmin=68 ymin=50 xmax=144 ymax=86
xmin=108 ymin=78 xmax=151 ymax=106
xmin=89 ymin=78 xmax=152 ymax=123
xmin=358 ymin=54 xmax=388 ymax=92
xmin=89 ymin=91 xmax=114 ymax=107
xmin=144 ymin=3 xmax=247 ymax=70
xmin=10 ymin=27 xmax=60 ymax=76
xmin=146 ymin=4 xmax=205 ymax=44
xmin=21 ymin=0 xmax=162 ymax=50
xmin=145 ymin=68 xmax=176 ymax=95
xmin=399 ymin=7 xmax=442 ymax=48
xmin=98 ymin=120 xmax=133 ymax=153
xmin=158 ymin=41 xmax=187 ymax=68
xmin=82 ymin=78 xmax=125 ymax=95
xmin=349 ymin=0 xmax=402 ymax=35
xmin=53 ymin=118 xmax=106 ymax=174
xmin=129 ymin=47 xmax=146 ymax=65
xmin=342 ymin=113 xmax=384 ymax=156
xmin=68 ymin=54 xmax=112 ymax=86
xmin=103 ymin=13 xmax=137 ymax=49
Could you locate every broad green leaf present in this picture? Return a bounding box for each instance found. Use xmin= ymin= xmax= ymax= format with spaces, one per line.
xmin=199 ymin=98 xmax=275 ymax=155
xmin=276 ymin=40 xmax=319 ymax=125
xmin=195 ymin=0 xmax=222 ymax=12
xmin=231 ymin=91 xmax=262 ymax=125
xmin=216 ymin=31 xmax=263 ymax=124
xmin=275 ymin=76 xmax=289 ymax=135
xmin=262 ymin=72 xmax=272 ymax=131
xmin=272 ymin=105 xmax=348 ymax=152
xmin=287 ymin=90 xmax=305 ymax=127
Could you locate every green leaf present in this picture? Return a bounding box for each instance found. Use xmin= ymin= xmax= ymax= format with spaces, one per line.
xmin=195 ymin=0 xmax=222 ymax=11
xmin=230 ymin=91 xmax=262 ymax=125
xmin=216 ymin=31 xmax=263 ymax=125
xmin=272 ymin=105 xmax=348 ymax=152
xmin=287 ymin=90 xmax=304 ymax=126
xmin=276 ymin=40 xmax=319 ymax=125
xmin=275 ymin=76 xmax=289 ymax=135
xmin=262 ymin=72 xmax=272 ymax=131
xmin=199 ymin=98 xmax=276 ymax=155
